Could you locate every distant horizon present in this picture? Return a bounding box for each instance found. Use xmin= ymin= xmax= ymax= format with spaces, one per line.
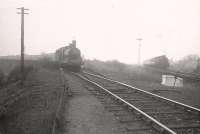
xmin=1 ymin=51 xmax=199 ymax=65
xmin=1 ymin=0 xmax=200 ymax=64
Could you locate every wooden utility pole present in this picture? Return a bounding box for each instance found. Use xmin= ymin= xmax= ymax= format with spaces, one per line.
xmin=17 ymin=7 xmax=29 ymax=84
xmin=136 ymin=38 xmax=142 ymax=65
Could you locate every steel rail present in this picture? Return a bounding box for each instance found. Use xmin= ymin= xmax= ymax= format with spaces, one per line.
xmin=84 ymin=71 xmax=200 ymax=114
xmin=74 ymin=73 xmax=176 ymax=134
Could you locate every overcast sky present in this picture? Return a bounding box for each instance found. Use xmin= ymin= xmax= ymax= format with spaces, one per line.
xmin=0 ymin=0 xmax=200 ymax=64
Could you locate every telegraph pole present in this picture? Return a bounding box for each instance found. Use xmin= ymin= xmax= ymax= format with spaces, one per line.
xmin=136 ymin=37 xmax=142 ymax=65
xmin=17 ymin=7 xmax=29 ymax=84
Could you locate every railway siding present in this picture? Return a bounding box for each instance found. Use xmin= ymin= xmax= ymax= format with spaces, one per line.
xmin=0 ymin=67 xmax=66 ymax=134
xmin=76 ymin=71 xmax=200 ymax=134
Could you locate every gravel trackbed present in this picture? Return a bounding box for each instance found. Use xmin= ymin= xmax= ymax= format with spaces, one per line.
xmin=64 ymin=74 xmax=125 ymax=134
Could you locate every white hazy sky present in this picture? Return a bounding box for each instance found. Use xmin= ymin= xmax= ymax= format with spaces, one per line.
xmin=0 ymin=0 xmax=200 ymax=64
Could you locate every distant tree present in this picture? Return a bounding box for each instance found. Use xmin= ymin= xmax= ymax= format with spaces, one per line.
xmin=193 ymin=58 xmax=200 ymax=73
xmin=170 ymin=54 xmax=199 ymax=73
xmin=40 ymin=53 xmax=52 ymax=61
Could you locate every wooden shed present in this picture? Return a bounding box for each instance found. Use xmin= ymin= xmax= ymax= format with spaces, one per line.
xmin=161 ymin=75 xmax=183 ymax=87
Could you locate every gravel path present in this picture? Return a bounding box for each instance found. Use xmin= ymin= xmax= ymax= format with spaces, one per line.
xmin=64 ymin=74 xmax=125 ymax=134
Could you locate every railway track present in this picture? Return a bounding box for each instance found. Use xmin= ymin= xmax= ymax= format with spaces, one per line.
xmin=0 ymin=69 xmax=66 ymax=118
xmin=74 ymin=71 xmax=200 ymax=134
xmin=0 ymin=81 xmax=46 ymax=117
xmin=0 ymin=81 xmax=27 ymax=116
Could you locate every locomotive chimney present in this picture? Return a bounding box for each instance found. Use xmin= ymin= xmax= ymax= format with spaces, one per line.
xmin=72 ymin=40 xmax=76 ymax=47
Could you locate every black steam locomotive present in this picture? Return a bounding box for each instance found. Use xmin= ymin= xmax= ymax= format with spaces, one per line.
xmin=55 ymin=40 xmax=83 ymax=71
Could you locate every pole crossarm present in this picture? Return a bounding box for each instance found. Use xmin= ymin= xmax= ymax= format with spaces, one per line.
xmin=136 ymin=38 xmax=143 ymax=41
xmin=17 ymin=12 xmax=29 ymax=14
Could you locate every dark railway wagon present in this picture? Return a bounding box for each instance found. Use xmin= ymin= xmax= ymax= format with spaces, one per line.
xmin=144 ymin=55 xmax=169 ymax=69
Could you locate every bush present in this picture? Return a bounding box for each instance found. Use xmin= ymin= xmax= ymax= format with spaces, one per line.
xmin=0 ymin=70 xmax=4 ymax=87
xmin=84 ymin=59 xmax=161 ymax=83
xmin=38 ymin=57 xmax=59 ymax=70
xmin=7 ymin=65 xmax=34 ymax=83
